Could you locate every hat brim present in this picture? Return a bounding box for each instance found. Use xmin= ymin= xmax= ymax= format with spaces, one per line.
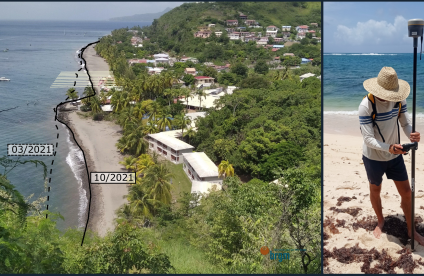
xmin=363 ymin=78 xmax=410 ymax=102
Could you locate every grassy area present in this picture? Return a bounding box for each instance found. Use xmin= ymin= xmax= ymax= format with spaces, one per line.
xmin=165 ymin=161 xmax=192 ymax=200
xmin=158 ymin=238 xmax=228 ymax=274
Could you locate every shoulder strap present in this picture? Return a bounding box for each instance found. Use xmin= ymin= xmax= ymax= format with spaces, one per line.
xmin=396 ymin=101 xmax=402 ymax=144
xmin=366 ymin=93 xmax=385 ymax=142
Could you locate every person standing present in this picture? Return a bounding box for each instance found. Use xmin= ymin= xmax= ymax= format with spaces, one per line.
xmin=359 ymin=66 xmax=423 ymax=245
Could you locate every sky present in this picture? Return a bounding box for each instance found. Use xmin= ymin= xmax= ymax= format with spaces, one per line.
xmin=324 ymin=2 xmax=424 ymax=53
xmin=0 ymin=2 xmax=184 ymax=21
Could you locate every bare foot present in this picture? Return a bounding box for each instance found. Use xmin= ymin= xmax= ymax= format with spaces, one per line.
xmin=410 ymin=231 xmax=424 ymax=246
xmin=374 ymin=221 xmax=384 ymax=239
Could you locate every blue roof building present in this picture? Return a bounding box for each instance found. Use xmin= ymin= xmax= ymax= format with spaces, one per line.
xmin=273 ymin=45 xmax=285 ymax=48
xmin=301 ymin=58 xmax=312 ymax=64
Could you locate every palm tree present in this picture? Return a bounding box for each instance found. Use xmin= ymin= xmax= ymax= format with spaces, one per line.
xmin=218 ymin=160 xmax=235 ymax=179
xmin=195 ymin=89 xmax=207 ymax=111
xmin=148 ymin=101 xmax=162 ymax=121
xmin=125 ymin=123 xmax=148 ymax=156
xmin=142 ymin=164 xmax=173 ymax=205
xmin=181 ymin=88 xmax=193 ymax=112
xmin=144 ymin=121 xmax=159 ymax=135
xmin=111 ymin=91 xmax=130 ymax=113
xmin=117 ymin=106 xmax=136 ymax=130
xmin=126 ymin=183 xmax=158 ymax=220
xmin=133 ymin=100 xmax=152 ymax=121
xmin=183 ymin=127 xmax=196 ymax=144
xmin=157 ymin=113 xmax=173 ymax=131
xmin=90 ymin=95 xmax=102 ymax=114
xmin=174 ymin=114 xmax=192 ymax=139
xmin=119 ymin=156 xmax=138 ymax=171
xmin=135 ymin=154 xmax=155 ymax=178
xmin=66 ymin=88 xmax=79 ymax=101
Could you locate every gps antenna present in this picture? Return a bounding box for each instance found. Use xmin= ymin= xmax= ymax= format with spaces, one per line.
xmin=408 ymin=18 xmax=424 ymax=251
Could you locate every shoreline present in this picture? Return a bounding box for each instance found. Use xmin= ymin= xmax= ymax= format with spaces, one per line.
xmin=58 ymin=109 xmax=100 ymax=232
xmin=62 ymin=43 xmax=127 ymax=237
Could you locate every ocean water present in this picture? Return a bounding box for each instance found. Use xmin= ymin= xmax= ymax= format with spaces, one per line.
xmin=324 ymin=53 xmax=424 ymax=116
xmin=0 ymin=20 xmax=149 ymax=230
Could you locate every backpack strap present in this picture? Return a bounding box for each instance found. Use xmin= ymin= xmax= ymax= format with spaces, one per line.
xmin=395 ymin=101 xmax=402 ymax=144
xmin=367 ymin=93 xmax=386 ymax=142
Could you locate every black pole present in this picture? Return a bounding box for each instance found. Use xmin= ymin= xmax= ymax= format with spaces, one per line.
xmin=412 ymin=39 xmax=417 ymax=251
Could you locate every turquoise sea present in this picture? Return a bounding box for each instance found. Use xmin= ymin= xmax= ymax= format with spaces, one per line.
xmin=0 ymin=20 xmax=149 ymax=230
xmin=324 ymin=53 xmax=424 ymax=116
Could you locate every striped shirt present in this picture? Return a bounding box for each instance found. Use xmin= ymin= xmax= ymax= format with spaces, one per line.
xmin=359 ymin=96 xmax=411 ymax=161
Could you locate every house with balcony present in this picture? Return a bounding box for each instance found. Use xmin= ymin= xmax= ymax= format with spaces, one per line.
xmin=226 ymin=20 xmax=238 ymax=26
xmin=239 ymin=13 xmax=247 ymax=20
xmin=282 ymin=26 xmax=291 ymax=31
xmin=182 ymin=152 xmax=222 ymax=184
xmin=147 ymin=133 xmax=194 ymax=164
xmin=229 ymin=32 xmax=241 ymax=40
xmin=215 ymin=31 xmax=222 ymax=37
xmin=225 ymin=28 xmax=235 ymax=33
xmin=266 ymin=30 xmax=278 ymax=38
xmin=194 ymin=76 xmax=215 ymax=85
xmin=208 ymin=23 xmax=216 ymax=28
xmin=296 ymin=25 xmax=309 ymax=33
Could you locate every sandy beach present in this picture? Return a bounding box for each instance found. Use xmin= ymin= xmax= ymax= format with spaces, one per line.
xmin=62 ymin=43 xmax=127 ymax=237
xmin=324 ymin=114 xmax=424 ymax=274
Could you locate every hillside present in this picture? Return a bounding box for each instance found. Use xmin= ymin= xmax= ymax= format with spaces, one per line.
xmin=109 ymin=7 xmax=172 ymax=22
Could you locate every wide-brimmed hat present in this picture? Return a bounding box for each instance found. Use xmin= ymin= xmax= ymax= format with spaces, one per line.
xmin=363 ymin=67 xmax=410 ymax=102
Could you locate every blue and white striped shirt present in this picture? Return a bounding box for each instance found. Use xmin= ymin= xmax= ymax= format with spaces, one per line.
xmin=359 ymin=96 xmax=411 ymax=161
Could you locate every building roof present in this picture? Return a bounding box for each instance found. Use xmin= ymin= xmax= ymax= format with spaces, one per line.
xmin=227 ymin=20 xmax=238 ymax=22
xmin=185 ymin=68 xmax=196 ymax=73
xmin=283 ymin=53 xmax=295 ymax=56
xmin=182 ymin=152 xmax=219 ymax=178
xmin=191 ymin=181 xmax=222 ymax=194
xmin=300 ymin=73 xmax=316 ymax=79
xmin=297 ymin=25 xmax=308 ymax=28
xmin=101 ymin=104 xmax=113 ymax=112
xmin=195 ymin=76 xmax=214 ymax=79
xmin=273 ymin=45 xmax=285 ymax=48
xmin=148 ymin=132 xmax=194 ymax=151
xmin=153 ymin=54 xmax=169 ymax=58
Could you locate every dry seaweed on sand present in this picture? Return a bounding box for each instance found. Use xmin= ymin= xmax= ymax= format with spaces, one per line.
xmin=336 ymin=196 xmax=357 ymax=206
xmin=329 ymin=206 xmax=362 ymax=217
xmin=326 ymin=243 xmax=420 ymax=273
xmin=352 ymin=215 xmax=378 ymax=232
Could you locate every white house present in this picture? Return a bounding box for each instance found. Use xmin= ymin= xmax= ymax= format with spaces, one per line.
xmin=147 ymin=133 xmax=194 ymax=164
xmin=182 ymin=152 xmax=222 ymax=184
xmin=215 ymin=31 xmax=222 ymax=37
xmin=266 ymin=30 xmax=278 ymax=38
xmin=282 ymin=26 xmax=291 ymax=31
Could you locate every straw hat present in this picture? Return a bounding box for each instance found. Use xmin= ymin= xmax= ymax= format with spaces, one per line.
xmin=363 ymin=67 xmax=410 ymax=102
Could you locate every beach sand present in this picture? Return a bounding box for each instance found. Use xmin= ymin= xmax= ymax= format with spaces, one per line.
xmin=67 ymin=112 xmax=127 ymax=237
xmin=62 ymin=43 xmax=127 ymax=237
xmin=324 ymin=114 xmax=424 ymax=274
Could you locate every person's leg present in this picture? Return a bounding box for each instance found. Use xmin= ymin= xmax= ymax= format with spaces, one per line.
xmin=393 ymin=179 xmax=424 ymax=246
xmin=369 ymin=182 xmax=385 ymax=238
xmin=363 ymin=155 xmax=386 ymax=238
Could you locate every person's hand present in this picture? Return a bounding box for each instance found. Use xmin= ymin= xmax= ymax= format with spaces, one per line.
xmin=389 ymin=144 xmax=406 ymax=155
xmin=410 ymin=132 xmax=421 ymax=143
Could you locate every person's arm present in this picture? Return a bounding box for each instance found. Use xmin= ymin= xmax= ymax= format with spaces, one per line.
xmin=399 ymin=101 xmax=412 ymax=137
xmin=359 ymin=104 xmax=391 ymax=152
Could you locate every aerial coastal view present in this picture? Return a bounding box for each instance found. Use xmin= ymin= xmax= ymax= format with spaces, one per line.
xmin=0 ymin=2 xmax=321 ymax=274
